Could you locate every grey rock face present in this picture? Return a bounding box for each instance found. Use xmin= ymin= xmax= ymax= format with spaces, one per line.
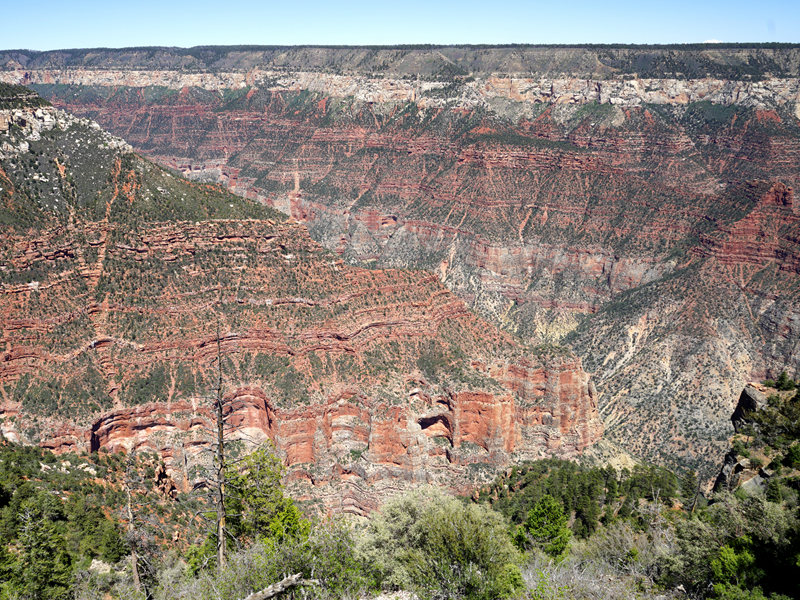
xmin=731 ymin=384 xmax=768 ymax=433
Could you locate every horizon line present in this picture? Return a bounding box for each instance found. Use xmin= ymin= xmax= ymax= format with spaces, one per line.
xmin=3 ymin=41 xmax=800 ymax=54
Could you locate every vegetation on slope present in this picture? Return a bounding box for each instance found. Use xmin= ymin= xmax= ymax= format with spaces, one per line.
xmin=0 ymin=443 xmax=202 ymax=600
xmin=477 ymin=456 xmax=800 ymax=599
xmin=477 ymin=458 xmax=680 ymax=538
xmin=4 ymin=45 xmax=800 ymax=79
xmin=0 ymin=83 xmax=51 ymax=109
xmin=4 ymin=432 xmax=799 ymax=600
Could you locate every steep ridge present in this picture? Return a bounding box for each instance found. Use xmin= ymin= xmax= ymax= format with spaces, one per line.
xmin=570 ymin=181 xmax=800 ymax=466
xmin=4 ymin=46 xmax=799 ymax=470
xmin=0 ymin=85 xmax=601 ymax=513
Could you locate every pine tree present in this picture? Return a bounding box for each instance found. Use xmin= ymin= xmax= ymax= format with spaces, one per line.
xmin=15 ymin=494 xmax=73 ymax=600
xmin=517 ymin=494 xmax=571 ymax=557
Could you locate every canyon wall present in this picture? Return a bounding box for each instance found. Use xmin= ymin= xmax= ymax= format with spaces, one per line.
xmin=5 ymin=45 xmax=796 ymax=471
xmin=0 ymin=94 xmax=602 ymax=511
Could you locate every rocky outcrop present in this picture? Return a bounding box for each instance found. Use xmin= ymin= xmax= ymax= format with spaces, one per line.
xmin=713 ymin=385 xmax=770 ymax=493
xmin=2 ymin=68 xmax=800 ymax=110
xmin=0 ymin=104 xmax=129 ymax=158
xmin=712 ymin=381 xmax=797 ymax=495
xmin=731 ymin=384 xmax=769 ymax=432
xmin=18 ymin=354 xmax=599 ymax=514
xmin=0 ymin=278 xmax=601 ymax=513
xmin=713 ymin=449 xmax=767 ymax=494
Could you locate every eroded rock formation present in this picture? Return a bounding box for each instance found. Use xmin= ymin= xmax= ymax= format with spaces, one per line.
xmin=0 ymin=92 xmax=601 ymax=511
xmin=3 ymin=46 xmax=799 ymax=470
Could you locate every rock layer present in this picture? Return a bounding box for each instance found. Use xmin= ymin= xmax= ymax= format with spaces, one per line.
xmin=4 ymin=47 xmax=800 ymax=470
xmin=0 ymin=94 xmax=601 ymax=511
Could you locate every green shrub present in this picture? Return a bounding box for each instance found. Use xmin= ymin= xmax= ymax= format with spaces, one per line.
xmin=732 ymin=440 xmax=750 ymax=458
xmin=775 ymin=372 xmax=796 ymax=392
xmin=157 ymin=520 xmax=366 ymax=600
xmin=784 ymin=445 xmax=800 ymax=469
xmin=358 ymin=486 xmax=523 ymax=600
xmin=225 ymin=446 xmax=310 ymax=545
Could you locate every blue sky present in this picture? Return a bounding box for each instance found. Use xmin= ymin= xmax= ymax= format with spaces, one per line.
xmin=1 ymin=0 xmax=797 ymax=50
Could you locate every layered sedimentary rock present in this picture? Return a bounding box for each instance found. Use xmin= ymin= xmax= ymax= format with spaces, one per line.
xmin=3 ymin=45 xmax=799 ymax=470
xmin=0 ymin=89 xmax=601 ymax=512
xmin=56 ymin=354 xmax=596 ymax=513
xmin=4 ymin=68 xmax=800 ymax=110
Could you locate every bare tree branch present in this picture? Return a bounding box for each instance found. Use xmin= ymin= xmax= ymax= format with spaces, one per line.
xmin=240 ymin=573 xmax=318 ymax=600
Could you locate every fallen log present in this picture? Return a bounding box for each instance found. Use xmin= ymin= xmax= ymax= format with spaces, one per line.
xmin=241 ymin=573 xmax=319 ymax=600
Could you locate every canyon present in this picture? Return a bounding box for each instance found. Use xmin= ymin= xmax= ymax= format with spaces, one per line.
xmin=0 ymin=87 xmax=602 ymax=512
xmin=3 ymin=45 xmax=796 ymax=471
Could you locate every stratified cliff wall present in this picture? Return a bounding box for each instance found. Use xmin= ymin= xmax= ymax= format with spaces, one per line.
xmin=0 ymin=93 xmax=602 ymax=512
xmin=3 ymin=45 xmax=799 ymax=470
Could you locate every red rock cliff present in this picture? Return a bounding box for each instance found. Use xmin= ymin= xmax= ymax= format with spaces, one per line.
xmin=0 ymin=105 xmax=601 ymax=511
xmin=7 ymin=61 xmax=799 ymax=472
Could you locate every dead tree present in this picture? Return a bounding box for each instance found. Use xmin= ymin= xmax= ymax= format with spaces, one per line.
xmin=202 ymin=317 xmax=279 ymax=570
xmin=124 ymin=456 xmax=144 ymax=595
xmin=240 ymin=573 xmax=318 ymax=600
xmin=214 ymin=321 xmax=227 ymax=570
xmin=122 ymin=450 xmax=161 ymax=600
xmin=205 ymin=318 xmax=251 ymax=569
